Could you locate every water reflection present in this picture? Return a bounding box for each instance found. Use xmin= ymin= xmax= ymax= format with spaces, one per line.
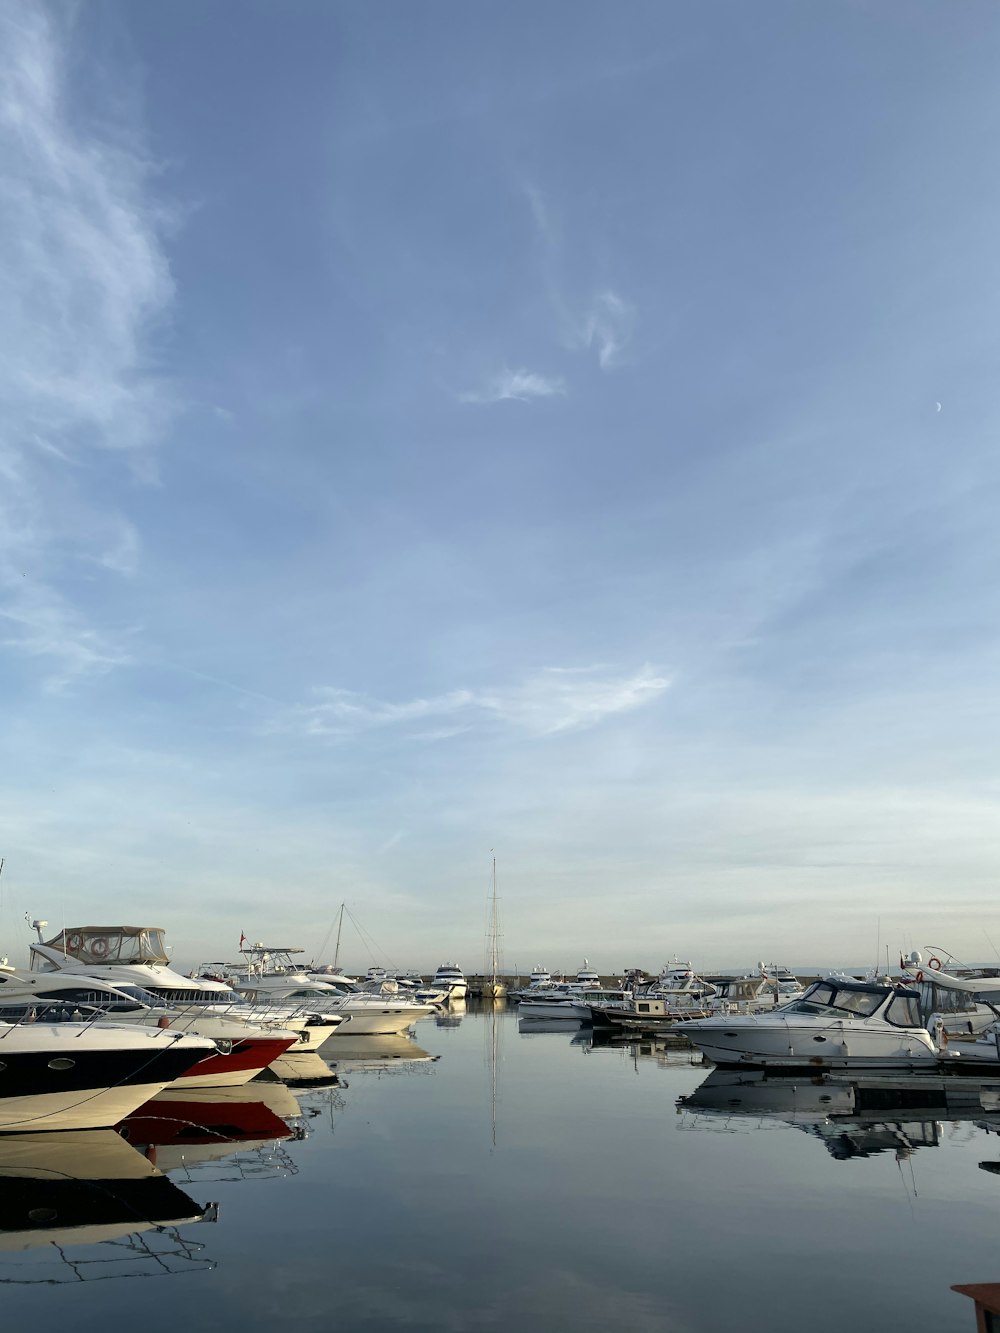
xmin=323 ymin=1033 xmax=437 ymax=1075
xmin=678 ymin=1068 xmax=1000 ymax=1161
xmin=587 ymin=1030 xmax=704 ymax=1067
xmin=518 ymin=1018 xmax=592 ymax=1043
xmin=0 ymin=1130 xmax=211 ymax=1283
xmin=118 ymin=1085 xmax=295 ymax=1174
xmin=264 ymin=1051 xmax=340 ymax=1086
xmin=435 ymin=998 xmax=465 ymax=1028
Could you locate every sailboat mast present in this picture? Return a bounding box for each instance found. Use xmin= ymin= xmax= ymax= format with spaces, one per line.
xmin=333 ymin=902 xmax=345 ymax=972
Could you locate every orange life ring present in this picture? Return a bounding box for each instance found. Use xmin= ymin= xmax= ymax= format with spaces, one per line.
xmin=914 ymin=970 xmax=925 ymax=983
xmin=928 ymin=957 xmax=943 ymax=971
xmin=66 ymin=932 xmax=82 ymax=953
xmin=90 ymin=936 xmax=110 ymax=959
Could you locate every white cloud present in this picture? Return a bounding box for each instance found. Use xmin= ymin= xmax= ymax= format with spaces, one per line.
xmin=460 ymin=367 xmax=566 ymax=405
xmin=0 ymin=2 xmax=173 ymax=685
xmin=280 ymin=665 xmax=670 ymax=740
xmin=578 ymin=289 xmax=635 ymax=370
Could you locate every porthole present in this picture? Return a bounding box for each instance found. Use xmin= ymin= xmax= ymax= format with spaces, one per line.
xmin=28 ymin=1208 xmax=58 ymax=1223
xmin=812 ymin=1036 xmax=827 ymax=1044
xmin=47 ymin=1057 xmax=75 ymax=1070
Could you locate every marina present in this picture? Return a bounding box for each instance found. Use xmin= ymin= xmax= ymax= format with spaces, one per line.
xmin=4 ymin=954 xmax=1000 ymax=1329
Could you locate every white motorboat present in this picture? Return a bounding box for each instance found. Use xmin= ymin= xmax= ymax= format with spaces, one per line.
xmin=0 ymin=967 xmax=302 ymax=1087
xmin=233 ymin=945 xmax=435 ymax=1034
xmin=0 ymin=1020 xmax=214 ymax=1131
xmin=431 ymin=963 xmax=468 ymax=1001
xmin=26 ymin=917 xmax=344 ymax=1050
xmin=677 ymin=977 xmax=939 ymax=1070
xmin=574 ymin=959 xmax=600 ymax=987
xmin=518 ymin=985 xmax=630 ymax=1022
xmin=26 ymin=923 xmax=345 ymax=1052
xmin=900 ymin=950 xmax=1000 ymax=1037
xmin=646 ymin=961 xmax=718 ymax=1001
xmin=507 ymin=967 xmax=555 ymax=1001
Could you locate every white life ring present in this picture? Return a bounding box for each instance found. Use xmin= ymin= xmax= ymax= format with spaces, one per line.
xmin=928 ymin=956 xmax=943 ymax=971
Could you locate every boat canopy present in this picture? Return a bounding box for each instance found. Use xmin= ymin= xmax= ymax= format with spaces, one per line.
xmin=42 ymin=926 xmax=169 ymax=966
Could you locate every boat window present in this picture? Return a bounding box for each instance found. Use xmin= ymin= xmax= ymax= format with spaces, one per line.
xmin=781 ymin=982 xmax=882 ymax=1018
xmin=35 ymin=987 xmax=144 ymax=1011
xmin=828 ymin=988 xmax=883 ymax=1017
xmin=885 ymin=994 xmax=921 ymax=1027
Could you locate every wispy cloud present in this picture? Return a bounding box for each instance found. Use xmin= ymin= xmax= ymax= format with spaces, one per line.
xmin=459 ymin=367 xmax=566 ymax=405
xmin=0 ymin=2 xmax=174 ymax=686
xmin=520 ymin=181 xmax=636 ymax=373
xmin=277 ymin=665 xmax=670 ymax=740
xmin=577 ymin=289 xmax=635 ymax=370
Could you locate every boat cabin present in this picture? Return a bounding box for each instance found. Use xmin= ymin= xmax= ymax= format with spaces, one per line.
xmin=782 ymin=979 xmax=923 ymax=1027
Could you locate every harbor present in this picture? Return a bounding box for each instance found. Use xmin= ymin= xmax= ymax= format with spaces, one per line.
xmin=5 ymin=994 xmax=1000 ymax=1331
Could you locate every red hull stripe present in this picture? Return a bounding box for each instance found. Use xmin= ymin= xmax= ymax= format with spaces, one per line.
xmin=179 ymin=1036 xmax=297 ymax=1080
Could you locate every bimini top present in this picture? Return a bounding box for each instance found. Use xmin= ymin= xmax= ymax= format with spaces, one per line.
xmin=41 ymin=927 xmax=169 ymax=967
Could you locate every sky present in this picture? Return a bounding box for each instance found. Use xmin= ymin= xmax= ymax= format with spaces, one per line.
xmin=2 ymin=0 xmax=1000 ymax=975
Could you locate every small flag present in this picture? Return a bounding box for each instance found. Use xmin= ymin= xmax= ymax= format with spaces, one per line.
xmin=239 ymin=931 xmax=247 ymax=949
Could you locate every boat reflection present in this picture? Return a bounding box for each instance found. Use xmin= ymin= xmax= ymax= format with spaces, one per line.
xmin=265 ymin=1050 xmax=341 ymax=1087
xmin=322 ymin=1033 xmax=438 ymax=1074
xmin=678 ymin=1068 xmax=1000 ymax=1160
xmin=118 ymin=1085 xmax=297 ymax=1177
xmin=517 ymin=1018 xmax=592 ymax=1044
xmin=435 ymin=998 xmax=466 ymax=1029
xmin=0 ymin=1129 xmax=212 ymax=1282
xmin=587 ymin=1030 xmax=704 ymax=1066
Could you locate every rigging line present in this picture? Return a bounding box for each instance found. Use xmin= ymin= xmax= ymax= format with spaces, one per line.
xmin=314 ymin=911 xmax=340 ymax=968
xmin=983 ymin=928 xmax=1000 ymax=966
xmin=349 ymin=908 xmax=401 ymax=972
xmin=342 ymin=906 xmax=396 ymax=970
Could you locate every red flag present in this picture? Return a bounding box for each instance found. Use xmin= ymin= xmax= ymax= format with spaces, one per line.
xmin=239 ymin=931 xmax=247 ymax=949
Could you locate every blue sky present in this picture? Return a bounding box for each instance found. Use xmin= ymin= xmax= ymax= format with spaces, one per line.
xmin=2 ymin=0 xmax=1000 ymax=973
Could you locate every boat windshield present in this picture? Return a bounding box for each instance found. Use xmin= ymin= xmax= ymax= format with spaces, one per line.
xmin=781 ymin=982 xmax=886 ymax=1018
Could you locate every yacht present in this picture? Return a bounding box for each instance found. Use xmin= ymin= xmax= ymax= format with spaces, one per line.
xmin=518 ymin=984 xmax=629 ymax=1022
xmin=507 ymin=967 xmax=553 ymax=1001
xmin=26 ymin=923 xmax=345 ymax=1051
xmin=574 ymin=960 xmax=600 ymax=987
xmin=0 ymin=968 xmax=300 ymax=1087
xmin=677 ymin=977 xmax=940 ymax=1070
xmin=233 ymin=945 xmax=435 ymax=1034
xmin=900 ymin=950 xmax=1000 ymax=1037
xmin=0 ymin=1020 xmax=214 ymax=1131
xmin=431 ymin=963 xmax=468 ymax=1002
xmin=647 ymin=961 xmax=718 ymax=1001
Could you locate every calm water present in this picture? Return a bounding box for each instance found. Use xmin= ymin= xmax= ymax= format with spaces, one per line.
xmin=5 ymin=1004 xmax=1000 ymax=1331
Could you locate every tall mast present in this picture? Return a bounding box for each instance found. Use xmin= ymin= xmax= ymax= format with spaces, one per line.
xmin=332 ymin=902 xmax=345 ymax=972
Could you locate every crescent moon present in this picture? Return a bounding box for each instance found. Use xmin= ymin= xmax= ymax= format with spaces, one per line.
xmin=935 ymin=402 xmax=942 ymax=412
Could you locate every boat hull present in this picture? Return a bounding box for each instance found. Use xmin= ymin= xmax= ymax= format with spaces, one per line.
xmin=678 ymin=1017 xmax=938 ymax=1070
xmin=178 ymin=1035 xmax=298 ymax=1087
xmin=0 ymin=1032 xmax=213 ymax=1132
